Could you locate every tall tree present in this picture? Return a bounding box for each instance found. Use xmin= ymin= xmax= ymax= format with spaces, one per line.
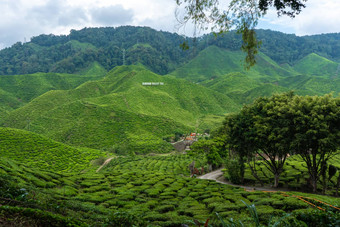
xmin=290 ymin=94 xmax=340 ymax=192
xmin=249 ymin=93 xmax=295 ymax=187
xmin=223 ymin=112 xmax=259 ymax=185
xmin=223 ymin=93 xmax=296 ymax=187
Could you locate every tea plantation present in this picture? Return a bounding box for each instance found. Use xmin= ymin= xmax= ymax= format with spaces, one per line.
xmin=1 ymin=151 xmax=339 ymax=226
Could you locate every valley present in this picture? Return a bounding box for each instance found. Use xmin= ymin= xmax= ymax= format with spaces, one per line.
xmin=0 ymin=26 xmax=339 ymax=226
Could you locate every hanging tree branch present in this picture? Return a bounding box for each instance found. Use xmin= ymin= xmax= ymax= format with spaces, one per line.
xmin=175 ymin=0 xmax=307 ymax=68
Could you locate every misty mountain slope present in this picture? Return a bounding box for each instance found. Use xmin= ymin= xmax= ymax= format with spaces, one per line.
xmin=3 ymin=65 xmax=238 ymax=153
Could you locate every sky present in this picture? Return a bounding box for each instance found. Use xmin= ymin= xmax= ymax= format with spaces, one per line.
xmin=0 ymin=0 xmax=340 ymax=49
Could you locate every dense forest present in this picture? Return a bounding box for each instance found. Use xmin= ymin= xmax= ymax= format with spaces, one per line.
xmin=1 ymin=26 xmax=340 ymax=76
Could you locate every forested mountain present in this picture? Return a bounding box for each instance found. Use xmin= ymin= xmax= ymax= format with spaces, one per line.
xmin=203 ymin=29 xmax=340 ymax=64
xmin=0 ymin=26 xmax=195 ymax=75
xmin=1 ymin=26 xmax=340 ymax=76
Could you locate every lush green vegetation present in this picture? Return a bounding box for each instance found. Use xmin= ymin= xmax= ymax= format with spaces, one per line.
xmin=219 ymin=93 xmax=340 ymax=192
xmin=239 ymin=154 xmax=340 ymax=194
xmin=1 ymin=151 xmax=339 ymax=226
xmin=3 ymin=65 xmax=239 ymax=153
xmin=170 ymin=46 xmax=295 ymax=83
xmin=0 ymin=127 xmax=105 ymax=172
xmin=0 ymin=26 xmax=194 ymax=75
xmin=2 ymin=27 xmax=340 ymax=76
xmin=170 ymin=45 xmax=339 ymax=106
xmin=1 ymin=26 xmax=340 ymax=226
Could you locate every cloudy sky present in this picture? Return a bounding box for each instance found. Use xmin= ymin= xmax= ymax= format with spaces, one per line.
xmin=0 ymin=0 xmax=340 ymax=49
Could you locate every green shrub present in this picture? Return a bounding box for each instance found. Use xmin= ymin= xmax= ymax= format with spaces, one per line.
xmin=293 ymin=208 xmax=340 ymax=227
xmin=282 ymin=197 xmax=310 ymax=210
xmin=225 ymin=159 xmax=244 ymax=184
xmin=144 ymin=212 xmax=169 ymax=221
xmin=155 ymin=205 xmax=175 ymax=213
xmin=105 ymin=211 xmax=147 ymax=227
xmin=0 ymin=205 xmax=86 ymax=227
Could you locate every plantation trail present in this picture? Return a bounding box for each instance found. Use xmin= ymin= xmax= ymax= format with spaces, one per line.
xmin=96 ymin=157 xmax=115 ymax=172
xmin=198 ymin=168 xmax=289 ymax=192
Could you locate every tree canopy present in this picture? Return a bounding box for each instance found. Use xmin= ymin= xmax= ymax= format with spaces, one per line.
xmin=175 ymin=0 xmax=307 ymax=68
xmin=221 ymin=92 xmax=339 ymax=190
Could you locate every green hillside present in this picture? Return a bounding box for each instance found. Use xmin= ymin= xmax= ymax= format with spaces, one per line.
xmin=293 ymin=53 xmax=339 ymax=77
xmin=202 ymin=72 xmax=261 ymax=95
xmin=170 ymin=46 xmax=296 ymax=83
xmin=3 ymin=65 xmax=238 ymax=153
xmin=277 ymin=74 xmax=340 ymax=96
xmin=0 ymin=127 xmax=105 ymax=172
xmin=0 ymin=69 xmax=105 ymax=103
xmin=240 ymin=83 xmax=290 ymax=104
xmin=0 ymin=26 xmax=194 ymax=75
xmin=0 ymin=88 xmax=23 ymax=120
xmin=170 ymin=46 xmax=339 ymax=105
xmin=1 ymin=27 xmax=340 ymax=227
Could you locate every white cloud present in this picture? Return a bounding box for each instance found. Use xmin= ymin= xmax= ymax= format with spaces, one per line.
xmin=259 ymin=0 xmax=340 ymax=35
xmin=0 ymin=0 xmax=340 ymax=49
xmin=90 ymin=5 xmax=134 ymax=26
xmin=0 ymin=0 xmax=180 ymax=48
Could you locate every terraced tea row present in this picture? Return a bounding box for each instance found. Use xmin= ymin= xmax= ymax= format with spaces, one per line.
xmin=1 ymin=153 xmax=340 ymax=226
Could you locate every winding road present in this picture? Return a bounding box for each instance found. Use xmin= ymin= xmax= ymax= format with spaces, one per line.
xmin=198 ymin=169 xmax=287 ymax=192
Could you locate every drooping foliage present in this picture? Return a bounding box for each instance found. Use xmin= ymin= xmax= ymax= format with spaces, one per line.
xmin=175 ymin=0 xmax=307 ymax=68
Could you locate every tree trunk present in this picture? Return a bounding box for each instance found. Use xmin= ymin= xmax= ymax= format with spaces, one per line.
xmin=273 ymin=173 xmax=280 ymax=188
xmin=321 ymin=161 xmax=327 ymax=194
xmin=311 ymin=175 xmax=318 ymax=193
xmin=322 ymin=168 xmax=327 ymax=194
xmin=336 ymin=175 xmax=340 ymax=197
xmin=238 ymin=157 xmax=245 ymax=184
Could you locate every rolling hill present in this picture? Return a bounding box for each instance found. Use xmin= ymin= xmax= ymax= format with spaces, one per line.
xmin=1 ymin=27 xmax=340 ymax=226
xmin=0 ymin=62 xmax=106 ymax=102
xmin=0 ymin=127 xmax=104 ymax=172
xmin=170 ymin=46 xmax=297 ymax=83
xmin=170 ymin=46 xmax=339 ymax=104
xmin=293 ymin=53 xmax=339 ymax=78
xmin=3 ymin=65 xmax=239 ymax=153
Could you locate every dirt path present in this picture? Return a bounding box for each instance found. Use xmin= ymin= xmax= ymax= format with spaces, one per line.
xmin=198 ymin=169 xmax=288 ymax=192
xmin=96 ymin=157 xmax=115 ymax=172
